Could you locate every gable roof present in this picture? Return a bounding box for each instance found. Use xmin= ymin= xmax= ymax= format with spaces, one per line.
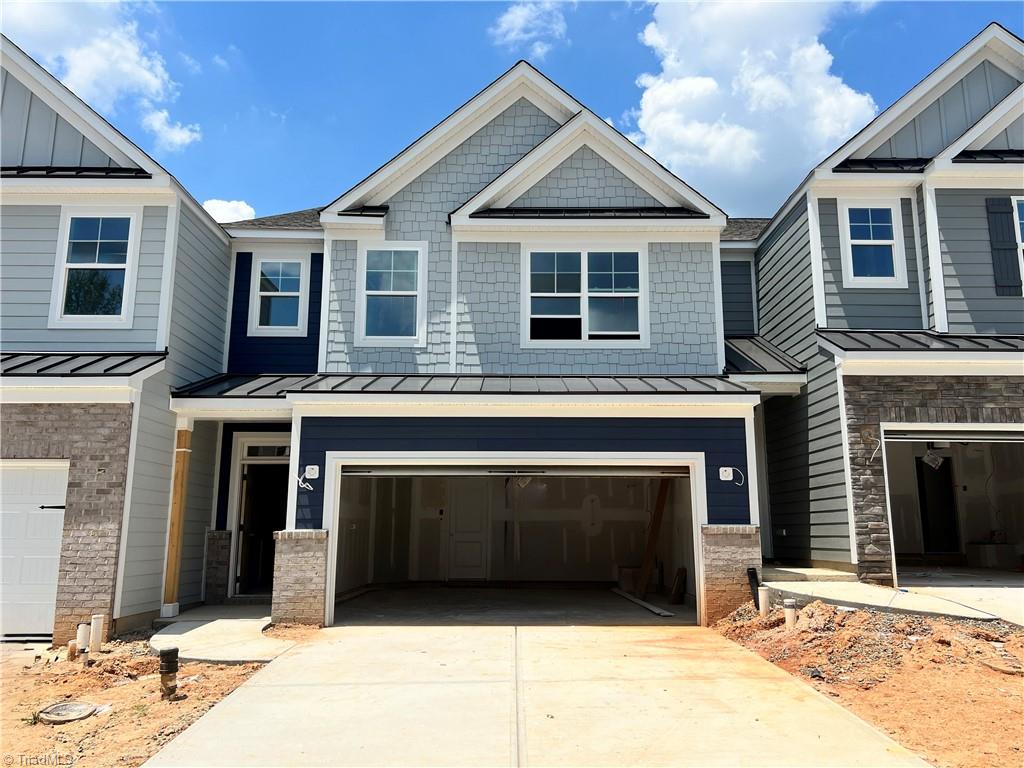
xmin=721 ymin=218 xmax=770 ymax=241
xmin=225 ymin=206 xmax=324 ymax=230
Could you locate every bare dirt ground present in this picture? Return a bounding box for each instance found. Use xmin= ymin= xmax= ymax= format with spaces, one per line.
xmin=0 ymin=630 xmax=260 ymax=768
xmin=262 ymin=622 xmax=324 ymax=644
xmin=715 ymin=600 xmax=1024 ymax=768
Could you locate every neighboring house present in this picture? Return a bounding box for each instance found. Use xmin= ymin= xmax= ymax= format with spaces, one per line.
xmin=1 ymin=24 xmax=1021 ymax=644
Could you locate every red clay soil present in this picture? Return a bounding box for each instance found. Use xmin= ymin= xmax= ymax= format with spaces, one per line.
xmin=715 ymin=601 xmax=1024 ymax=768
xmin=1 ymin=631 xmax=261 ymax=768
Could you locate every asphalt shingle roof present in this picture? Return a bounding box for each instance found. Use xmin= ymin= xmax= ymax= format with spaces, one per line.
xmin=223 ymin=207 xmax=323 ymax=229
xmin=721 ymin=218 xmax=770 ymax=241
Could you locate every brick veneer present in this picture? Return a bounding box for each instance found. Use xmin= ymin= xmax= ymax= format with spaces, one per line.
xmin=842 ymin=375 xmax=1024 ymax=584
xmin=204 ymin=530 xmax=232 ymax=605
xmin=1 ymin=403 xmax=133 ymax=645
xmin=271 ymin=529 xmax=328 ymax=625
xmin=700 ymin=525 xmax=761 ymax=625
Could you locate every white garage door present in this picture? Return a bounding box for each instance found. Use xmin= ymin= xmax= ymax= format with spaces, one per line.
xmin=0 ymin=462 xmax=69 ymax=639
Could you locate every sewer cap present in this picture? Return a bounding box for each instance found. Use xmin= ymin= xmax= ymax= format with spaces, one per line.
xmin=37 ymin=701 xmax=97 ymax=724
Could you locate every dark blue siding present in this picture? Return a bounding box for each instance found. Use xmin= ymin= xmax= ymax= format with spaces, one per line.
xmin=215 ymin=422 xmax=292 ymax=529
xmin=227 ymin=252 xmax=322 ymax=373
xmin=296 ymin=417 xmax=750 ymax=528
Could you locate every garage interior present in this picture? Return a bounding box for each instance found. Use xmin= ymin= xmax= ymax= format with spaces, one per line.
xmin=331 ymin=470 xmax=698 ymax=624
xmin=886 ymin=438 xmax=1024 ymax=583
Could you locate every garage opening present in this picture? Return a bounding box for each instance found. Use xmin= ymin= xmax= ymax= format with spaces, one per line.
xmin=884 ymin=434 xmax=1024 ymax=592
xmin=330 ymin=469 xmax=698 ymax=625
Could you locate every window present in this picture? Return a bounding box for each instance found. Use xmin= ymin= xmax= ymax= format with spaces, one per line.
xmin=50 ymin=208 xmax=140 ymax=327
xmin=356 ymin=242 xmax=427 ymax=346
xmin=523 ymin=247 xmax=647 ymax=347
xmin=247 ymin=253 xmax=310 ymax=336
xmin=839 ymin=200 xmax=908 ymax=289
xmin=1013 ymin=197 xmax=1024 ymax=257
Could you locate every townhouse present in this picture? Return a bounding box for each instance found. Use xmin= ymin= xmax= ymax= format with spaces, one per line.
xmin=0 ymin=23 xmax=1020 ymax=644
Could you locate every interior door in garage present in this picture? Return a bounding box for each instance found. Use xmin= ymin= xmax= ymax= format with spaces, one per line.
xmin=0 ymin=461 xmax=69 ymax=639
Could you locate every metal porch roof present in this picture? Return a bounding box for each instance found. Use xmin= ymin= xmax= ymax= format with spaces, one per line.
xmin=817 ymin=329 xmax=1024 ymax=353
xmin=0 ymin=351 xmax=167 ymax=377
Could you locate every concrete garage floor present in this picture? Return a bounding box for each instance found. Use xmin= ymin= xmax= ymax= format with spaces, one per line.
xmin=147 ymin=588 xmax=926 ymax=767
xmin=899 ymin=567 xmax=1024 ymax=626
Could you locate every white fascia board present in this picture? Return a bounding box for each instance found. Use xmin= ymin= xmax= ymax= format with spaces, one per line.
xmin=289 ymin=400 xmax=759 ymax=419
xmin=727 ymin=374 xmax=806 ymax=394
xmin=1 ymin=36 xmax=166 ymax=178
xmin=810 ymin=172 xmax=922 ymax=191
xmin=0 ymin=361 xmax=164 ymax=403
xmin=932 ymin=83 xmax=1024 ymax=166
xmin=320 ymin=218 xmax=386 ymax=236
xmin=819 ymin=25 xmax=1024 ymax=171
xmin=925 ymin=168 xmax=1024 ymax=188
xmin=450 ymin=220 xmax=725 ymax=237
xmin=321 ymin=63 xmax=580 ymax=216
xmin=170 ymin=398 xmax=293 ymax=419
xmin=0 ymin=180 xmax=174 ymax=198
xmin=227 ymin=229 xmax=326 ymax=244
xmin=288 ymin=392 xmax=760 ymax=407
xmin=720 ymin=242 xmax=758 ymax=251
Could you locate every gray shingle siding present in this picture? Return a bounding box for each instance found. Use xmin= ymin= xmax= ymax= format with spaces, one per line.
xmin=166 ymin=205 xmax=231 ymax=386
xmin=937 ymin=188 xmax=1024 ymax=334
xmin=721 ymin=258 xmax=756 ymax=337
xmin=0 ymin=204 xmax=165 ymax=351
xmin=756 ymin=198 xmax=852 ymax=565
xmin=510 ymin=145 xmax=661 ymax=208
xmin=819 ymin=198 xmax=923 ymax=329
xmin=324 ymin=98 xmax=559 ymax=373
xmin=454 ymin=241 xmax=718 ymax=374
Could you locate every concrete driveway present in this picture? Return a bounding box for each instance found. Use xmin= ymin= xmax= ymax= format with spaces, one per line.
xmin=147 ymin=589 xmax=926 ymax=767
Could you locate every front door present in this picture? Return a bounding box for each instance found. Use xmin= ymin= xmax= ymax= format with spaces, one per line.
xmin=447 ymin=478 xmax=490 ymax=580
xmin=236 ymin=463 xmax=289 ymax=594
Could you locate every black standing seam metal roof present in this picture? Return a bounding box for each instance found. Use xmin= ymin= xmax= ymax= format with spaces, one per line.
xmin=953 ymin=148 xmax=1024 ymax=163
xmin=468 ymin=207 xmax=708 ymax=219
xmin=817 ymin=329 xmax=1024 ymax=353
xmin=833 ymin=157 xmax=931 ymax=173
xmin=724 ymin=337 xmax=806 ymax=375
xmin=173 ymin=373 xmax=757 ymax=399
xmin=0 ymin=351 xmax=167 ymax=376
xmin=1 ymin=165 xmax=153 ymax=179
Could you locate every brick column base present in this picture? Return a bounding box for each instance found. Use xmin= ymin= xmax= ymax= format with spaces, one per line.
xmin=700 ymin=525 xmax=761 ymax=626
xmin=271 ymin=530 xmax=328 ymax=625
xmin=204 ymin=530 xmax=232 ymax=605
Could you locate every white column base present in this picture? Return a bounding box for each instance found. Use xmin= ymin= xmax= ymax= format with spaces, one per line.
xmin=160 ymin=602 xmax=179 ymax=618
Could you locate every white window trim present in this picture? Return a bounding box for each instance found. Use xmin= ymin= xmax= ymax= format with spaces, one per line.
xmin=1011 ymin=196 xmax=1024 ymax=290
xmin=48 ymin=205 xmax=143 ymax=329
xmin=247 ymin=252 xmax=311 ymax=337
xmin=838 ymin=198 xmax=908 ymax=289
xmin=355 ymin=240 xmax=428 ymax=348
xmin=519 ymin=244 xmax=650 ymax=350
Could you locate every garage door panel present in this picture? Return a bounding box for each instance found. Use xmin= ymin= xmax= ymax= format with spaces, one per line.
xmin=26 ymin=509 xmax=64 ymax=540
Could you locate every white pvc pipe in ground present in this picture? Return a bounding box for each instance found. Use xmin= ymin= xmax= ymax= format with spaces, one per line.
xmin=758 ymin=586 xmax=769 ymax=617
xmin=89 ymin=614 xmax=104 ymax=653
xmin=783 ymin=598 xmax=797 ymax=629
xmin=76 ymin=623 xmax=90 ymax=651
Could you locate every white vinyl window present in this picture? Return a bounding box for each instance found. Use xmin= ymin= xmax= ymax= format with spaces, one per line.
xmin=838 ymin=199 xmax=908 ymax=289
xmin=521 ymin=246 xmax=648 ymax=348
xmin=356 ymin=241 xmax=428 ymax=347
xmin=247 ymin=253 xmax=310 ymax=336
xmin=49 ymin=207 xmax=141 ymax=328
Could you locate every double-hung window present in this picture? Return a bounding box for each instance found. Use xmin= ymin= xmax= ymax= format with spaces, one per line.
xmin=839 ymin=200 xmax=907 ymax=288
xmin=248 ymin=253 xmax=310 ymax=336
xmin=524 ymin=247 xmax=647 ymax=346
xmin=356 ymin=242 xmax=427 ymax=346
xmin=50 ymin=208 xmax=140 ymax=327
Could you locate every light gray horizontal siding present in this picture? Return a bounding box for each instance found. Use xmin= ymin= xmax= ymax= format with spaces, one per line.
xmin=117 ymin=371 xmax=175 ymax=619
xmin=0 ymin=204 xmax=165 ymax=350
xmin=819 ymin=198 xmax=923 ymax=329
xmin=722 ymin=257 xmax=755 ymax=336
xmin=511 ymin=145 xmax=661 ymax=208
xmin=166 ymin=205 xmax=231 ymax=387
xmin=937 ymin=188 xmax=1024 ymax=333
xmin=756 ymin=198 xmax=851 ymax=565
xmin=178 ymin=420 xmax=218 ymax=607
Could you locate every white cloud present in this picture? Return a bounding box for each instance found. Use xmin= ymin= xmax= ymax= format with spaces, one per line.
xmin=179 ymin=52 xmax=202 ymax=75
xmin=212 ymin=54 xmax=229 ymax=70
xmin=142 ymin=108 xmax=201 ymax=152
xmin=489 ymin=1 xmax=569 ymax=60
xmin=630 ymin=1 xmax=877 ymax=215
xmin=2 ymin=1 xmax=202 ymax=154
xmin=202 ymin=199 xmax=255 ymax=224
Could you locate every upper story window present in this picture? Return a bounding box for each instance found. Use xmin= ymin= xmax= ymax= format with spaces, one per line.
xmin=1013 ymin=197 xmax=1024 ymax=258
xmin=838 ymin=199 xmax=908 ymax=289
xmin=356 ymin=242 xmax=427 ymax=347
xmin=522 ymin=247 xmax=648 ymax=348
xmin=49 ymin=207 xmax=140 ymax=328
xmin=247 ymin=253 xmax=310 ymax=337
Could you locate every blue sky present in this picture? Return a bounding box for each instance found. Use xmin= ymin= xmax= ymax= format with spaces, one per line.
xmin=6 ymin=1 xmax=1022 ymax=219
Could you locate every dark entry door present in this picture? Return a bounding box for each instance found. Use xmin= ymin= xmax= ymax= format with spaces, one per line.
xmin=915 ymin=457 xmax=959 ymax=553
xmin=237 ymin=463 xmax=289 ymax=594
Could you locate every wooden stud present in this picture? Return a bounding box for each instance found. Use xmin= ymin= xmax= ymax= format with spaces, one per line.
xmin=162 ymin=428 xmax=193 ymax=606
xmin=635 ymin=478 xmax=671 ymax=601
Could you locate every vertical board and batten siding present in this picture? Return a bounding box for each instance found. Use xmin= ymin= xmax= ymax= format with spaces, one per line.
xmin=166 ymin=205 xmax=232 ymax=387
xmin=510 ymin=145 xmax=662 ymax=208
xmin=295 ymin=417 xmax=750 ymax=529
xmin=324 ymin=98 xmax=559 ymax=373
xmin=866 ymin=60 xmax=1019 ymax=159
xmin=0 ymin=205 xmax=165 ymax=351
xmin=117 ymin=371 xmax=175 ymax=619
xmin=755 ymin=199 xmax=852 ymax=564
xmin=721 ymin=258 xmax=756 ymax=337
xmin=981 ymin=114 xmax=1024 ymax=151
xmin=0 ymin=67 xmax=126 ymax=168
xmin=227 ymin=252 xmax=323 ymax=373
xmin=177 ymin=420 xmax=218 ymax=607
xmin=818 ymin=198 xmax=923 ymax=329
xmin=937 ymin=188 xmax=1024 ymax=334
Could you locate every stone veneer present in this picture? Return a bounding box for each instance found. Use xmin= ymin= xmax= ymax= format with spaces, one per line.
xmin=204 ymin=530 xmax=232 ymax=605
xmin=843 ymin=375 xmax=1024 ymax=584
xmin=0 ymin=403 xmax=133 ymax=645
xmin=700 ymin=525 xmax=761 ymax=625
xmin=271 ymin=529 xmax=328 ymax=625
